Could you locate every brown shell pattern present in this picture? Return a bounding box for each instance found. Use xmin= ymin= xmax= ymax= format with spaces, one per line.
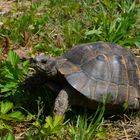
xmin=61 ymin=42 xmax=140 ymax=109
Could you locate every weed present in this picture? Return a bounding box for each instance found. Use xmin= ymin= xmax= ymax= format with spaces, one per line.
xmin=68 ymin=104 xmax=105 ymax=140
xmin=0 ymin=50 xmax=29 ymax=97
xmin=0 ymin=101 xmax=25 ymax=139
xmin=25 ymin=115 xmax=64 ymax=139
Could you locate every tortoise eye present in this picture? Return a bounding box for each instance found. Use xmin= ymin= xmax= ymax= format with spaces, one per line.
xmin=41 ymin=59 xmax=47 ymax=64
xmin=96 ymin=55 xmax=105 ymax=61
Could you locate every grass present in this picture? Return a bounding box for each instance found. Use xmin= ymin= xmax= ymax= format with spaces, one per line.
xmin=0 ymin=0 xmax=140 ymax=54
xmin=68 ymin=104 xmax=105 ymax=140
xmin=0 ymin=0 xmax=140 ymax=139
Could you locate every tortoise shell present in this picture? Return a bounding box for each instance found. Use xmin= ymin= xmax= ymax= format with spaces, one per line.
xmin=57 ymin=42 xmax=140 ymax=109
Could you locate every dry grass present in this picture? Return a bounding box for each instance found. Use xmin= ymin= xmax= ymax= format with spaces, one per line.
xmin=100 ymin=115 xmax=140 ymax=140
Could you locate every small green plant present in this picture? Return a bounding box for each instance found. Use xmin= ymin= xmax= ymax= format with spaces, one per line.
xmin=27 ymin=115 xmax=64 ymax=139
xmin=40 ymin=115 xmax=64 ymax=136
xmin=0 ymin=101 xmax=25 ymax=139
xmin=0 ymin=101 xmax=25 ymax=121
xmin=0 ymin=50 xmax=29 ymax=97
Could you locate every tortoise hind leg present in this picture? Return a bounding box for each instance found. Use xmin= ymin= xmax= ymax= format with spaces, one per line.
xmin=53 ymin=89 xmax=70 ymax=116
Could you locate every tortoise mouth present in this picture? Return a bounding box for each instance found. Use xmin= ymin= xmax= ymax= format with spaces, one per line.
xmin=34 ymin=64 xmax=46 ymax=72
xmin=32 ymin=63 xmax=53 ymax=76
xmin=30 ymin=58 xmax=46 ymax=72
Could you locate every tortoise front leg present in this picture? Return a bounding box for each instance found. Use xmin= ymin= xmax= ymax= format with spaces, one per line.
xmin=53 ymin=89 xmax=70 ymax=116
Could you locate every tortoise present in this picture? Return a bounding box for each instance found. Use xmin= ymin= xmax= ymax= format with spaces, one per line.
xmin=32 ymin=42 xmax=140 ymax=116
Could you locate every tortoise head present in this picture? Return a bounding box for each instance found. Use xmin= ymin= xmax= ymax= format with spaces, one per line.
xmin=31 ymin=53 xmax=58 ymax=77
